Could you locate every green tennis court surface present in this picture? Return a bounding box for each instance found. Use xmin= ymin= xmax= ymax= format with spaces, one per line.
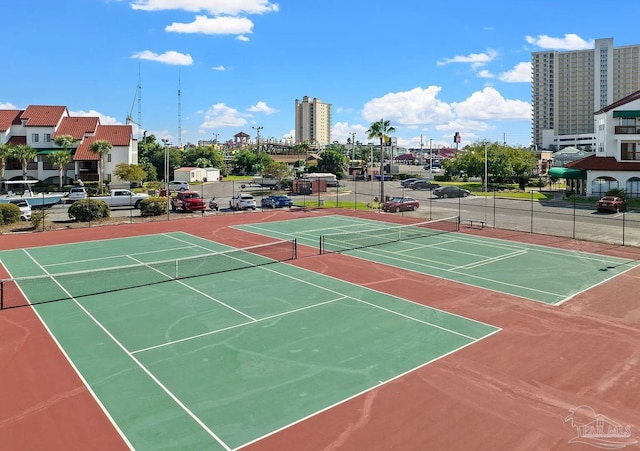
xmin=235 ymin=215 xmax=640 ymax=305
xmin=0 ymin=232 xmax=498 ymax=449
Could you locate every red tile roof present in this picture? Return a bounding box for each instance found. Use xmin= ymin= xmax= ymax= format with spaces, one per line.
xmin=566 ymin=155 xmax=640 ymax=171
xmin=20 ymin=105 xmax=68 ymax=127
xmin=73 ymin=125 xmax=133 ymax=161
xmin=53 ymin=116 xmax=99 ymax=140
xmin=0 ymin=110 xmax=23 ymax=132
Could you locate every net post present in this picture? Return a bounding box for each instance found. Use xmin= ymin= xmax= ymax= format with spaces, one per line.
xmin=293 ymin=239 xmax=297 ymax=259
xmin=319 ymin=236 xmax=324 ymax=255
xmin=456 ymin=215 xmax=461 ymax=231
xmin=0 ymin=280 xmax=3 ymax=310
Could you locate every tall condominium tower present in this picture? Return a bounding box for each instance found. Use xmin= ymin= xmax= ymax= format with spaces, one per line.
xmin=532 ymin=38 xmax=640 ymax=150
xmin=294 ymin=96 xmax=332 ymax=147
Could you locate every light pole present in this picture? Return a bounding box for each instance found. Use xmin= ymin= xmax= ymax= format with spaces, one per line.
xmin=252 ymin=126 xmax=263 ymax=153
xmin=429 ymin=139 xmax=433 ymax=178
xmin=484 ymin=142 xmax=488 ymax=193
xmin=350 ymin=132 xmax=356 ymax=162
xmin=161 ymin=138 xmax=171 ymax=220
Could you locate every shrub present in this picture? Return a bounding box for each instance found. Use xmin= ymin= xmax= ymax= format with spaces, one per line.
xmin=0 ymin=203 xmax=21 ymax=225
xmin=31 ymin=210 xmax=45 ymax=230
xmin=68 ymin=199 xmax=110 ymax=222
xmin=140 ymin=196 xmax=168 ymax=217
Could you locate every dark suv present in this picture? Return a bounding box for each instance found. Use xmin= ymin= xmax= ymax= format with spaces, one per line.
xmin=409 ymin=180 xmax=440 ymax=191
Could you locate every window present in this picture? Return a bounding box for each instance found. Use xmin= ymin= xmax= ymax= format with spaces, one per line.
xmin=43 ymin=133 xmax=51 ymax=142
xmin=621 ymin=142 xmax=640 ymax=160
xmin=107 ymin=154 xmax=112 ymax=163
xmin=31 ymin=133 xmax=39 ymax=143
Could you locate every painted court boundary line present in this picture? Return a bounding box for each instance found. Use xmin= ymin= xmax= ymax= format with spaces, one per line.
xmin=21 ymin=248 xmax=233 ymax=451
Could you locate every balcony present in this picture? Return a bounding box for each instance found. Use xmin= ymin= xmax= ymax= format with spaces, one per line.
xmin=615 ymin=125 xmax=640 ymax=134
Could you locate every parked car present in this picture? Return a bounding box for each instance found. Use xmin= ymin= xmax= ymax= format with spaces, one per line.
xmin=168 ymin=181 xmax=190 ymax=192
xmin=596 ymin=196 xmax=627 ymax=213
xmin=400 ymin=178 xmax=419 ymax=188
xmin=409 ymin=180 xmax=440 ymax=191
xmin=374 ymin=174 xmax=393 ymax=181
xmin=433 ymin=186 xmax=470 ymax=198
xmin=8 ymin=199 xmax=32 ymax=221
xmin=230 ymin=193 xmax=257 ymax=210
xmin=261 ymin=195 xmax=294 ymax=208
xmin=67 ymin=187 xmax=87 ymax=202
xmin=382 ymin=196 xmax=420 ymax=213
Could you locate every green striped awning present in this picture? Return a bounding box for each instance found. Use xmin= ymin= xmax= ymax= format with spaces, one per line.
xmin=613 ymin=110 xmax=640 ymax=118
xmin=548 ymin=167 xmax=587 ymax=179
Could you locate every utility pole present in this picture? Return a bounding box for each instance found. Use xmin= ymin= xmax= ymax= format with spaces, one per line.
xmin=252 ymin=126 xmax=263 ymax=153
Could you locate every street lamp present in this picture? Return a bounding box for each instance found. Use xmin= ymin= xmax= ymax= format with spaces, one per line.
xmin=161 ymin=138 xmax=171 ymax=220
xmin=350 ymin=132 xmax=356 ymax=162
xmin=252 ymin=126 xmax=263 ymax=153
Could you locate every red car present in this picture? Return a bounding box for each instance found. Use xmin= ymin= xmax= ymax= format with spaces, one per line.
xmin=382 ymin=196 xmax=420 ymax=213
xmin=596 ymin=196 xmax=627 ymax=213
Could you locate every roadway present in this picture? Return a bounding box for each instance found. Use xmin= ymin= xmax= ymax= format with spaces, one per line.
xmin=45 ymin=180 xmax=640 ymax=247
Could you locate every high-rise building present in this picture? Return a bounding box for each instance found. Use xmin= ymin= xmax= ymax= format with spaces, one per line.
xmin=294 ymin=96 xmax=332 ymax=147
xmin=532 ymin=38 xmax=640 ymax=150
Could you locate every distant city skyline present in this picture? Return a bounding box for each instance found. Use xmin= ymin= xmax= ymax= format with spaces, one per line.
xmin=2 ymin=1 xmax=639 ymax=150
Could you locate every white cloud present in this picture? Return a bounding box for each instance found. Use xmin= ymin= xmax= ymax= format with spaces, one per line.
xmin=130 ymin=0 xmax=279 ymax=15
xmin=477 ymin=70 xmax=494 ymax=78
xmin=247 ymin=101 xmax=277 ymax=115
xmin=200 ymin=103 xmax=248 ymax=130
xmin=236 ymin=35 xmax=250 ymax=42
xmin=131 ymin=50 xmax=193 ymax=65
xmin=437 ymin=49 xmax=498 ymax=69
xmin=452 ymin=87 xmax=530 ymax=121
xmin=70 ymin=109 xmax=120 ymax=125
xmin=498 ymin=62 xmax=531 ymax=83
xmin=331 ymin=122 xmax=370 ymax=144
xmin=0 ymin=102 xmax=17 ymax=109
xmin=212 ymin=65 xmax=227 ymax=71
xmin=525 ymin=33 xmax=594 ymax=50
xmin=361 ymin=86 xmax=455 ymax=126
xmin=166 ymin=15 xmax=253 ymax=35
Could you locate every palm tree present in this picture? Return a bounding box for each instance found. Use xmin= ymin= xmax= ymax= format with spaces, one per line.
xmin=89 ymin=139 xmax=112 ymax=194
xmin=10 ymin=144 xmax=37 ymax=181
xmin=48 ymin=151 xmax=72 ymax=191
xmin=294 ymin=142 xmax=311 ymax=173
xmin=0 ymin=143 xmax=10 ymax=192
xmin=366 ymin=118 xmax=395 ymax=202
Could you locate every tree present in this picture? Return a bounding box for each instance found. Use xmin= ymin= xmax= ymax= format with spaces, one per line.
xmin=194 ymin=158 xmax=211 ymax=168
xmin=293 ymin=142 xmax=311 ymax=173
xmin=53 ymin=134 xmax=77 ymax=153
xmin=10 ymin=144 xmax=37 ymax=181
xmin=261 ymin=161 xmax=291 ymax=188
xmin=48 ymin=151 xmax=72 ymax=190
xmin=114 ymin=163 xmax=147 ymax=185
xmin=89 ymin=140 xmax=112 ymax=193
xmin=316 ymin=149 xmax=348 ymax=178
xmin=0 ymin=143 xmax=10 ymax=191
xmin=367 ymin=118 xmax=395 ymax=200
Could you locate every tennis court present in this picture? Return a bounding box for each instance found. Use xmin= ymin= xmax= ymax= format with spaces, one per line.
xmin=0 ymin=232 xmax=498 ymax=450
xmin=235 ymin=215 xmax=640 ymax=305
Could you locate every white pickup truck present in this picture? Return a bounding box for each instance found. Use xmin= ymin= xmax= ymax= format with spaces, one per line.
xmin=91 ymin=189 xmax=149 ymax=208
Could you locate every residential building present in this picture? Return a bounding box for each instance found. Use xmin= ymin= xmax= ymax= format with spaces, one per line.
xmin=554 ymin=90 xmax=640 ymax=197
xmin=294 ymin=96 xmax=332 ymax=147
xmin=0 ymin=105 xmax=137 ymax=185
xmin=532 ymin=38 xmax=640 ymax=150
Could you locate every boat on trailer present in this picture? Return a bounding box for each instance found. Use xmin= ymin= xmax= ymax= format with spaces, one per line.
xmin=0 ymin=180 xmax=65 ymax=208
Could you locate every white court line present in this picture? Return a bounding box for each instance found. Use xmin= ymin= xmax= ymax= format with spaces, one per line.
xmin=132 ymin=296 xmax=348 ymax=354
xmin=454 ymin=249 xmax=528 ymax=271
xmin=21 ymin=248 xmax=233 ymax=451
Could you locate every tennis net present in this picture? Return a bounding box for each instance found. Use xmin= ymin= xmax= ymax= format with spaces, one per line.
xmin=0 ymin=239 xmax=297 ymax=310
xmin=319 ymin=216 xmax=459 ymax=254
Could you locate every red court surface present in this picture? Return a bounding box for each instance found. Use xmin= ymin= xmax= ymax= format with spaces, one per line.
xmin=1 ymin=209 xmax=639 ymax=450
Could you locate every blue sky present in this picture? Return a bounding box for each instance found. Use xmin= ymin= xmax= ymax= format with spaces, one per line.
xmin=1 ymin=0 xmax=637 ymax=150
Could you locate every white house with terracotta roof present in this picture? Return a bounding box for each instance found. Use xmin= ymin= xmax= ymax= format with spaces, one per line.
xmin=549 ymin=91 xmax=640 ymax=197
xmin=0 ymin=104 xmax=137 ymax=185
